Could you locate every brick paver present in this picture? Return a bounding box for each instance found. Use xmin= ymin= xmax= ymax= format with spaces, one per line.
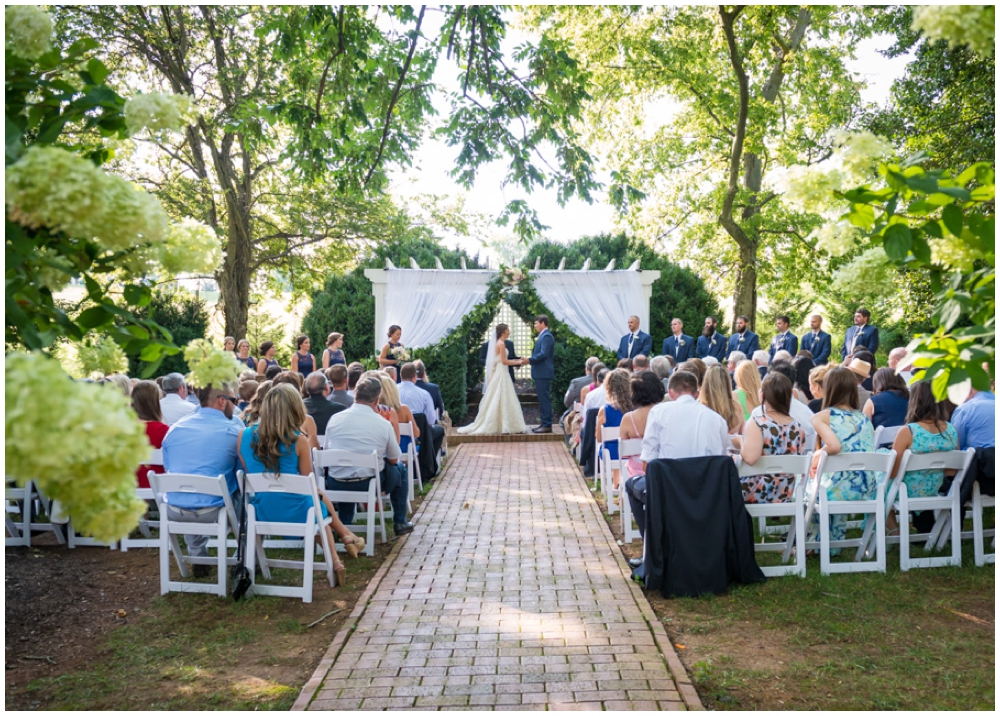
xmin=301 ymin=443 xmax=696 ymax=711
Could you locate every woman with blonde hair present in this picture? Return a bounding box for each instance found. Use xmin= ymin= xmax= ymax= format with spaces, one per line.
xmin=368 ymin=371 xmax=401 ymax=442
xmin=596 ymin=368 xmax=634 ymax=495
xmin=807 ymin=363 xmax=834 ymax=413
xmin=322 ymin=332 xmax=346 ymax=369
xmin=699 ymin=364 xmax=744 ymax=435
xmin=733 ymin=359 xmax=762 ymax=420
xmin=376 ymin=371 xmax=418 ymax=447
xmin=237 ymin=384 xmax=366 ymax=587
xmin=242 ymin=380 xmax=272 ymax=426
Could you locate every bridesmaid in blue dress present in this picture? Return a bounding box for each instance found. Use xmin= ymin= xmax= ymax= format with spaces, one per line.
xmin=808 ymin=367 xmax=878 ymax=548
xmin=235 ymin=339 xmax=257 ymax=372
xmin=256 ymin=341 xmax=281 ymax=375
xmin=322 ymin=332 xmax=347 ymax=370
xmin=378 ymin=325 xmax=404 ymax=383
xmin=291 ymin=335 xmax=315 ymax=378
xmin=596 ymin=369 xmax=633 ymax=498
xmin=237 ymin=384 xmax=366 ymax=586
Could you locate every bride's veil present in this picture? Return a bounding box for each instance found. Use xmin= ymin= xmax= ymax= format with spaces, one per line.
xmin=484 ymin=326 xmax=501 ymax=386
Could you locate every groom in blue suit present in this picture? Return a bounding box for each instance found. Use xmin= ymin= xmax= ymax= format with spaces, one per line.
xmin=617 ymin=315 xmax=653 ymax=361
xmin=528 ymin=314 xmax=556 ymax=433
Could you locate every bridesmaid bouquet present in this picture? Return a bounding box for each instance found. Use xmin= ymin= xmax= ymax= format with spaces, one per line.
xmin=391 ymin=346 xmax=411 ymax=361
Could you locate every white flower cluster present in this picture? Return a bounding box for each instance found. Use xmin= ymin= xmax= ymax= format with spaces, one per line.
xmin=33 ymin=247 xmax=76 ymax=292
xmin=929 ymin=235 xmax=986 ymax=273
xmin=831 ymin=248 xmax=896 ymax=296
xmin=809 ymin=221 xmax=862 ymax=257
xmin=125 ymin=92 xmax=199 ymax=136
xmin=5 ymin=6 xmax=53 ymax=60
xmin=77 ymin=334 xmax=129 ymax=377
xmin=158 ymin=218 xmax=222 ymax=275
xmin=184 ymin=339 xmax=243 ymax=389
xmin=5 ymin=352 xmax=148 ymax=542
xmin=912 ymin=5 xmax=995 ymax=57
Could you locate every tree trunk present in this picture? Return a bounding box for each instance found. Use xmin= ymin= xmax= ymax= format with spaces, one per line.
xmin=218 ymin=218 xmax=252 ymax=339
xmin=732 ymin=242 xmax=757 ymax=328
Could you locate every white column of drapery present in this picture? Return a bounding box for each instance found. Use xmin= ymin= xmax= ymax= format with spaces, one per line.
xmin=381 ymin=268 xmax=498 ymax=349
xmin=529 ymin=270 xmax=646 ymax=351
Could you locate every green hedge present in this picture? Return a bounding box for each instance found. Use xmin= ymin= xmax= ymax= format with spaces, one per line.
xmin=123 ymin=288 xmax=208 ymax=377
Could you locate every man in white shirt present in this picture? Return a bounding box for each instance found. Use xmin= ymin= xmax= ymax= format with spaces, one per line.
xmin=398 ymin=363 xmax=444 ymax=457
xmin=159 ymin=372 xmax=197 ymax=426
xmin=323 ymin=376 xmax=412 ymax=535
xmin=583 ymin=367 xmax=610 ymax=412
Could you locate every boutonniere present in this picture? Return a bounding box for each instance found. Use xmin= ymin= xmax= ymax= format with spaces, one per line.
xmin=711 ymin=337 xmax=717 ymax=346
xmin=678 ymin=338 xmax=685 ymax=346
xmin=738 ymin=334 xmax=745 ymax=343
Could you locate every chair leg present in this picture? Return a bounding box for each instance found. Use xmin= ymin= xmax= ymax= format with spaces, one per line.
xmin=973 ymin=483 xmax=985 ymax=566
xmin=216 ymin=513 xmax=228 ymax=597
xmin=819 ymin=498 xmax=831 ymax=576
xmin=899 ymin=485 xmax=910 ymax=572
xmin=303 ymin=515 xmax=315 ymax=604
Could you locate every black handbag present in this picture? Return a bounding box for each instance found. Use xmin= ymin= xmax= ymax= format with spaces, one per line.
xmin=230 ymin=473 xmax=252 ymax=601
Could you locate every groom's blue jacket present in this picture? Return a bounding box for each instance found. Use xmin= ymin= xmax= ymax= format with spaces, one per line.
xmin=529 ymin=330 xmax=555 ymax=381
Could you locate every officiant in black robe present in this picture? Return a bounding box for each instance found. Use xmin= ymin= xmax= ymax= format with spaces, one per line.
xmin=479 ymin=338 xmax=520 ymax=383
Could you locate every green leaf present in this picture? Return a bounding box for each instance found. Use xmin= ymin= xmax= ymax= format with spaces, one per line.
xmin=933 ymin=186 xmax=972 ymax=201
xmin=847 ymin=203 xmax=875 ymax=229
xmin=902 ymin=173 xmax=938 ymax=193
xmin=123 ymin=284 xmax=151 ymax=307
xmin=970 ymin=185 xmax=995 ymax=202
xmin=935 ymin=299 xmax=963 ymax=331
xmin=941 ymin=204 xmax=963 ymax=237
xmin=882 ymin=223 xmax=912 ymax=261
xmin=922 ymin=220 xmax=943 ymax=239
xmin=911 ymin=235 xmax=931 ymax=265
xmin=86 ymin=58 xmax=110 ymax=85
xmin=76 ymin=305 xmax=114 ymax=329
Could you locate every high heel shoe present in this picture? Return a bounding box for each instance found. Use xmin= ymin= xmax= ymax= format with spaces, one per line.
xmin=342 ymin=534 xmax=366 ymax=559
xmin=333 ymin=561 xmax=347 ymax=587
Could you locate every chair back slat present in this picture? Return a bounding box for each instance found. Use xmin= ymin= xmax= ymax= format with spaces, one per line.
xmin=618 ymin=438 xmax=642 ymax=459
xmin=601 ymin=426 xmax=620 ymax=442
xmin=738 ymin=454 xmax=812 ymax=478
xmin=147 ymin=448 xmax=163 ymax=467
xmin=873 ymin=424 xmax=903 ymax=449
xmin=244 ymin=472 xmax=317 ymax=499
xmin=398 ymin=422 xmax=414 ymax=438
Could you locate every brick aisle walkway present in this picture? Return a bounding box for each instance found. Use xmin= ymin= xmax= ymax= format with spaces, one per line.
xmin=296 ymin=443 xmax=700 ymax=711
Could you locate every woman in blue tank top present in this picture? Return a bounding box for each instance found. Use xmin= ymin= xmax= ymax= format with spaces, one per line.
xmin=596 ymin=369 xmax=633 ymax=499
xmin=237 ymin=385 xmax=366 ymax=586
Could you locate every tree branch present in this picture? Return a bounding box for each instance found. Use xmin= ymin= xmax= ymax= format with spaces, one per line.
xmin=314 ymin=6 xmax=346 ymax=122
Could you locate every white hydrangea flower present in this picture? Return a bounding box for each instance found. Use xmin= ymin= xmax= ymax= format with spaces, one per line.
xmin=33 ymin=247 xmax=76 ymax=292
xmin=5 ymin=6 xmax=53 ymax=60
xmin=831 ymin=248 xmax=896 ymax=297
xmin=912 ymin=5 xmax=995 ymax=57
xmin=77 ymin=334 xmax=129 ymax=377
xmin=929 ymin=235 xmax=985 ymax=272
xmin=184 ymin=339 xmax=243 ymax=389
xmin=810 ymin=221 xmax=862 ymax=257
xmin=778 ymin=164 xmax=847 ymax=215
xmin=5 ymin=352 xmax=148 ymax=542
xmin=158 ymin=218 xmax=222 ymax=275
xmin=124 ymin=93 xmax=198 ymax=136
xmin=829 ymin=129 xmax=895 ymax=180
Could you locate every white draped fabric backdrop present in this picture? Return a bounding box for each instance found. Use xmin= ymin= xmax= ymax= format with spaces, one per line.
xmin=382 ymin=269 xmax=497 ymax=349
xmin=530 ymin=271 xmax=646 ymax=351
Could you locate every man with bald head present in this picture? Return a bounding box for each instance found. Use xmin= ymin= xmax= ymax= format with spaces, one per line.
xmin=800 ymin=314 xmax=832 ymax=365
xmin=617 ymin=315 xmax=652 ymax=361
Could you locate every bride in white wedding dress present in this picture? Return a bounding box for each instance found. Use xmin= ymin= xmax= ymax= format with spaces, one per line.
xmin=458 ymin=324 xmax=527 ymax=435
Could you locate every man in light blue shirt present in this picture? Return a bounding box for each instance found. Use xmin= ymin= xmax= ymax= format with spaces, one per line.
xmin=952 ymin=389 xmax=995 ymax=449
xmin=399 ymin=362 xmax=445 ymax=457
xmin=161 ymin=382 xmax=242 ymax=565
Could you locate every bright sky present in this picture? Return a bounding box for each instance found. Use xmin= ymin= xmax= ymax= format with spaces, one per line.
xmin=390 ymin=22 xmax=915 ymax=267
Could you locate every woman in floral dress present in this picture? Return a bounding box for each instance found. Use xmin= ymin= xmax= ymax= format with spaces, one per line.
xmin=739 ymin=372 xmax=807 ymax=503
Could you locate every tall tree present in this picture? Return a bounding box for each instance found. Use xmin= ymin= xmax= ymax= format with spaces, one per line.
xmin=60 ymin=5 xmax=600 ymax=338
xmin=528 ymin=5 xmax=873 ymax=329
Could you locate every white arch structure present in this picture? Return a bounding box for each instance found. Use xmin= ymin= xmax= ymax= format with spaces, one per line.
xmin=364 ymin=259 xmax=660 ymax=352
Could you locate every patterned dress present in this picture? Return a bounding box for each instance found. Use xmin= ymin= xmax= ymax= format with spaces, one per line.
xmin=808 ymin=408 xmax=877 ymax=545
xmin=740 ymin=414 xmax=806 ymax=503
xmin=897 ymin=422 xmax=959 ymax=500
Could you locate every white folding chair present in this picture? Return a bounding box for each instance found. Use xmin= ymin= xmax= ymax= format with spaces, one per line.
xmin=312 ymin=448 xmax=385 ymax=555
xmin=972 ymin=482 xmax=996 ymax=566
xmin=599 ymin=426 xmax=622 ymax=515
xmin=120 ymin=448 xmax=163 ymax=552
xmin=737 ymin=454 xmax=813 ymax=578
xmin=5 ymin=478 xmax=31 ymax=547
xmin=618 ymin=438 xmax=643 ymax=544
xmin=866 ymin=449 xmax=975 ymax=570
xmin=11 ymin=481 xmax=67 ymax=545
xmin=872 ymin=424 xmax=903 ymax=450
xmin=243 ymin=471 xmax=336 ymax=603
xmin=398 ymin=422 xmax=422 ymax=505
xmin=149 ymin=472 xmax=240 ymax=597
xmin=803 ymin=450 xmax=896 ymax=575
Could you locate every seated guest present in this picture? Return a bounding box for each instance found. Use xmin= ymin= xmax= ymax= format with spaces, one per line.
xmin=632 ymin=354 xmax=649 ymax=372
xmin=754 ymin=361 xmax=817 ymax=450
xmin=649 ymin=355 xmax=671 ymax=394
xmin=807 ymin=367 xmax=876 ymax=548
xmin=752 ymin=349 xmax=770 ymax=380
xmin=398 ymin=362 xmax=442 ymax=453
xmin=617 ymin=358 xmax=633 ymax=371
xmin=160 ymin=372 xmax=197 ymax=426
xmin=579 ymin=362 xmax=606 ymax=406
xmin=797 ymin=350 xmax=814 ymax=360
xmin=733 ymin=359 xmax=761 ymax=421
xmin=583 ymin=367 xmax=611 ymax=413
xmin=346 ymin=364 xmax=365 ymax=396
xmin=596 ymin=369 xmax=633 ymax=495
xmin=565 ymin=356 xmax=599 ymax=410
xmin=852 ymin=348 xmax=877 ymax=391
xmin=242 ymin=380 xmax=271 ymax=426
xmin=161 ymin=380 xmax=242 ymax=575
xmin=702 ymin=356 xmax=720 ymax=367
xmin=239 ymin=369 xmax=258 ymax=383
xmin=413 ymin=360 xmax=444 ymax=420
xmin=727 ymin=350 xmax=747 ymax=377
xmin=105 ymin=373 xmax=132 ymax=397
xmin=273 ymin=369 xmax=306 ymax=397
xmin=807 ymin=364 xmax=834 ymax=413
xmin=272 ymin=373 xmax=320 ymax=449
xmin=739 ymin=372 xmax=807 ymax=503
xmin=131 ymin=380 xmax=168 ymax=489
xmin=888 ymin=347 xmax=913 ymax=383
xmin=303 ymin=371 xmax=347 ymax=435
xmin=847 ymin=358 xmax=874 ymax=406
xmin=678 ymin=357 xmax=707 ymax=387
xmin=699 ymin=364 xmax=744 ymax=436
xmin=383 ymin=365 xmax=397 ymax=382
xmin=325 ymin=365 xmax=354 ymax=408
xmin=884 ymin=380 xmax=959 ymax=534
xmin=237 ymin=380 xmax=258 ymax=412
xmin=381 ymin=368 xmax=421 ymax=445
xmin=257 ymin=340 xmax=280 ymax=375
xmin=862 ymin=367 xmax=909 ymax=430
xmin=235 ymin=339 xmax=257 ymax=372
xmin=265 ymin=364 xmax=283 ymax=381
xmin=323 ymin=376 xmax=413 ymax=535
xmin=792 ymin=355 xmax=816 ymax=401
xmin=621 ymin=371 xmax=667 ymax=562
xmin=364 ymin=371 xmax=401 ymax=441
xmin=237 ymin=384 xmax=364 ymax=587
xmin=772 ymin=349 xmax=794 ymax=365
xmin=951 ymin=384 xmax=995 ymax=504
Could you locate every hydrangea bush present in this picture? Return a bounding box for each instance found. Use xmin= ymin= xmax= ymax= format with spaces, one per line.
xmin=912 ymin=5 xmax=995 ymax=57
xmin=183 ymin=339 xmax=243 ymax=389
xmin=77 ymin=334 xmax=129 ymax=377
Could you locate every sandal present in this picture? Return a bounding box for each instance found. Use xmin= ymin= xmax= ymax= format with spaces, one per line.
xmin=342 ymin=534 xmax=366 ymax=559
xmin=333 ymin=559 xmax=347 ymax=587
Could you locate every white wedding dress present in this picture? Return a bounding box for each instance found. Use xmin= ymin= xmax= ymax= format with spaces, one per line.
xmin=458 ymin=339 xmax=526 ymax=435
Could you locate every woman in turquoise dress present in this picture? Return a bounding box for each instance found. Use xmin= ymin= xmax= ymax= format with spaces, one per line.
xmin=596 ymin=369 xmax=633 ymax=497
xmin=237 ymin=384 xmax=366 ymax=586
xmin=884 ymin=380 xmax=959 ymax=534
xmin=808 ymin=367 xmax=878 ymax=546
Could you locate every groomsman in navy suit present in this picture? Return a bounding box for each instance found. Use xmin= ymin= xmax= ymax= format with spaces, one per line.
xmin=840 ymin=307 xmax=879 ymax=360
xmin=726 ymin=315 xmax=759 ymax=359
xmin=768 ymin=315 xmax=799 ymax=360
xmin=696 ymin=316 xmax=727 ymax=362
xmin=617 ymin=315 xmax=653 ymax=361
xmin=661 ymin=317 xmax=695 ymax=364
xmin=800 ymin=314 xmax=832 ymax=365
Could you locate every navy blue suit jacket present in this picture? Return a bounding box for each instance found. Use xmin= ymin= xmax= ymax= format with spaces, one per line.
xmin=801 ymin=331 xmax=832 ymax=365
xmin=617 ymin=331 xmax=653 ymax=360
xmin=662 ymin=334 xmax=695 ymax=363
xmin=697 ymin=332 xmax=727 ymax=361
xmin=841 ymin=324 xmax=880 ymax=359
xmin=768 ymin=332 xmax=799 ymax=360
xmin=529 ymin=329 xmax=555 ymax=381
xmin=727 ymin=331 xmax=759 ymax=358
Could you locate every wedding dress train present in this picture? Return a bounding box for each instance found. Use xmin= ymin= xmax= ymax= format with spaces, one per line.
xmin=458 ymin=341 xmax=526 ymax=435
